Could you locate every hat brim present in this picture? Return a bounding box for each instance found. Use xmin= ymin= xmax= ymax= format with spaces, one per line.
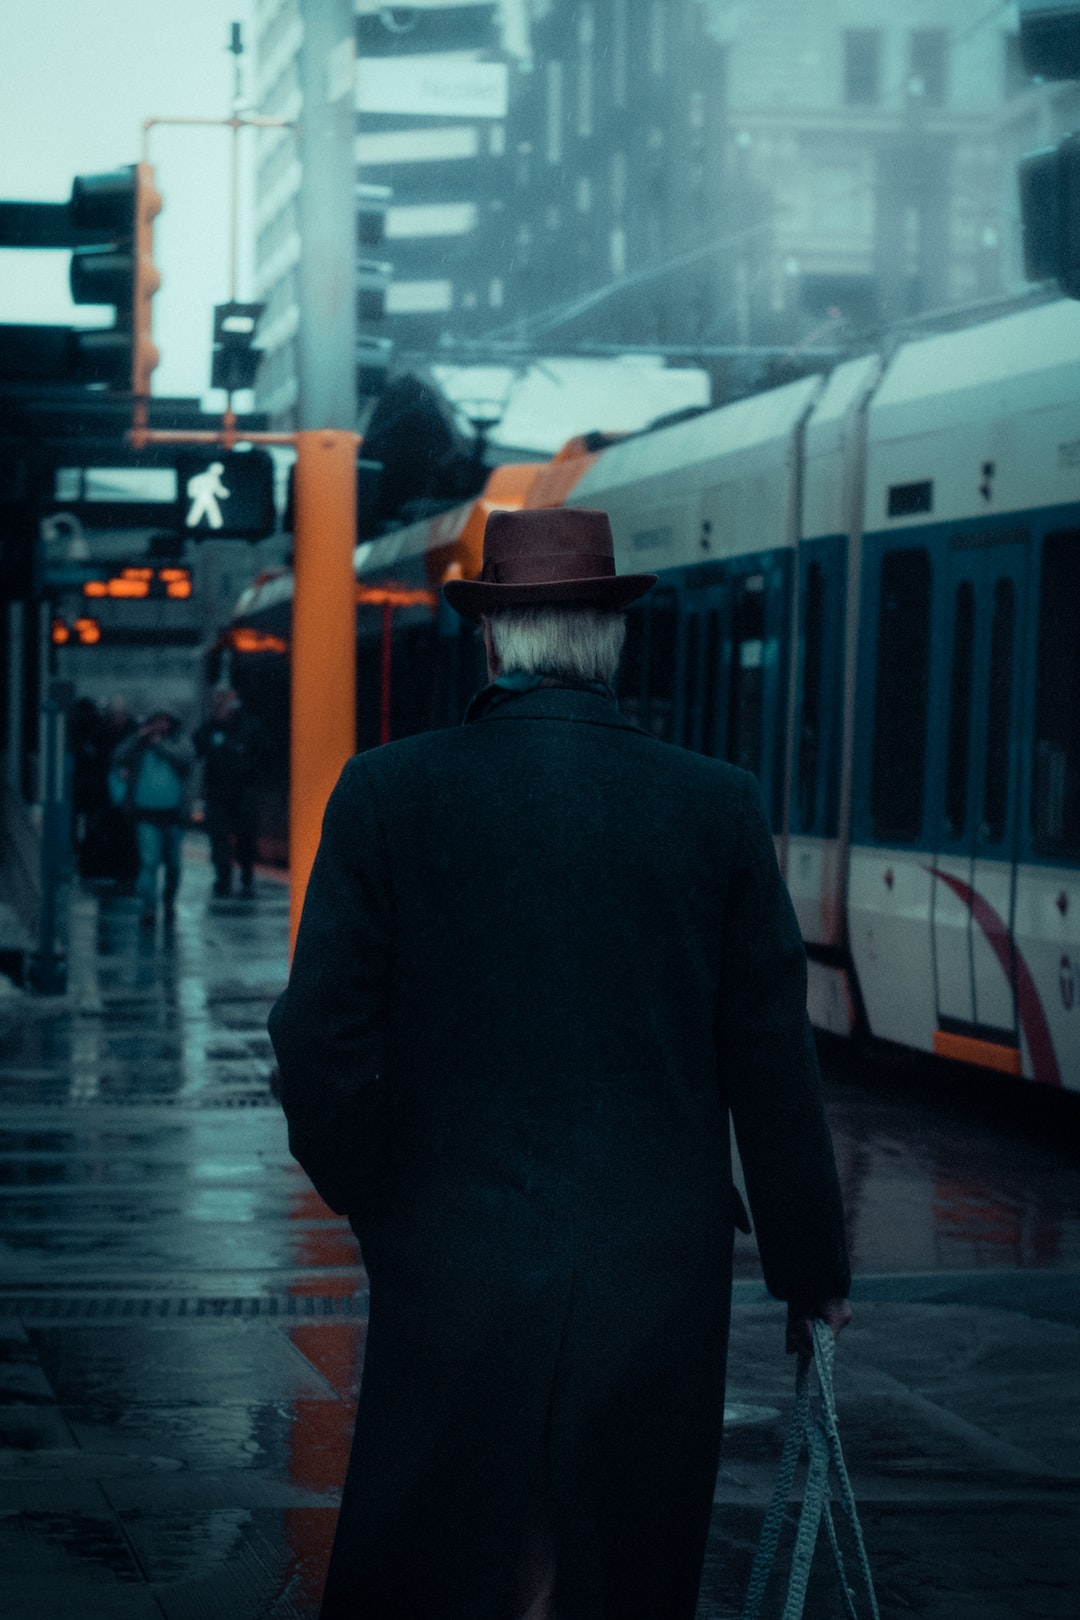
xmin=442 ymin=572 xmax=656 ymax=622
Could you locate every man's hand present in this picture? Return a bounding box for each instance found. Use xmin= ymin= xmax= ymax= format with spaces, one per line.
xmin=785 ymin=1296 xmax=852 ymax=1357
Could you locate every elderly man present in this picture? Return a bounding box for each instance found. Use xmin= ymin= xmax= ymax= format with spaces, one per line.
xmin=269 ymin=507 xmax=851 ymax=1620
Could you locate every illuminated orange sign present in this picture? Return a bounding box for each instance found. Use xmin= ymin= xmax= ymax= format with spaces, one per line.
xmin=229 ymin=627 xmax=288 ymax=655
xmin=51 ymin=618 xmax=71 ymax=645
xmin=81 ymin=564 xmax=192 ymax=601
xmin=73 ymin=618 xmax=101 ymax=645
xmin=355 ymin=584 xmax=437 ymax=608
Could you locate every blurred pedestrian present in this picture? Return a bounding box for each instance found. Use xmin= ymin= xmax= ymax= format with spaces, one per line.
xmin=112 ymin=709 xmax=195 ymax=927
xmin=194 ymin=688 xmax=263 ymax=898
xmin=80 ymin=697 xmax=139 ymax=888
xmin=269 ymin=508 xmax=851 ymax=1620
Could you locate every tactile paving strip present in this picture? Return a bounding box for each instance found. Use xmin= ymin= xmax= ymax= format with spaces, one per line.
xmin=0 ymin=1291 xmax=370 ymax=1320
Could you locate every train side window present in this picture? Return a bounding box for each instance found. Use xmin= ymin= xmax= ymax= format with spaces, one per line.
xmin=681 ymin=614 xmax=701 ymax=749
xmin=644 ymin=592 xmax=677 ymax=742
xmin=943 ymin=581 xmax=975 ymax=840
xmin=728 ymin=575 xmax=765 ymax=778
xmin=701 ymin=610 xmax=722 ymax=756
xmin=619 ymin=606 xmax=645 ymax=727
xmin=981 ymin=577 xmax=1014 ymax=845
xmin=1032 ymin=531 xmax=1080 ymax=856
xmin=871 ymin=547 xmax=931 ymax=842
xmin=797 ymin=561 xmax=825 ymax=829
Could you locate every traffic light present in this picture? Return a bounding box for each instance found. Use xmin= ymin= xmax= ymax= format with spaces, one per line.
xmin=1019 ymin=2 xmax=1080 ymax=79
xmin=69 ymin=162 xmax=162 ymax=392
xmin=1019 ymin=133 xmax=1080 ymax=299
xmin=211 ymin=301 xmax=265 ymax=393
xmin=357 ymin=183 xmax=393 ymax=396
xmin=177 ymin=449 xmax=276 ymax=540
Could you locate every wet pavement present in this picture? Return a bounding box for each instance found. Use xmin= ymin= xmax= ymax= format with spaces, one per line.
xmin=1 ymin=843 xmax=1079 ymax=1618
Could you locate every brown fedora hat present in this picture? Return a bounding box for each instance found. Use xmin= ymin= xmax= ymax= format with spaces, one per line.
xmin=443 ymin=507 xmax=656 ymax=621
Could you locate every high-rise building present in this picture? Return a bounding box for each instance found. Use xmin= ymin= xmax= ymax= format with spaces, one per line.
xmin=513 ymin=1 xmax=1080 ymax=359
xmin=252 ymin=1 xmax=1080 ymax=432
xmin=508 ymin=1 xmax=729 ymax=354
xmin=697 ymin=0 xmax=1080 ymax=339
xmin=253 ymin=0 xmax=528 ymax=428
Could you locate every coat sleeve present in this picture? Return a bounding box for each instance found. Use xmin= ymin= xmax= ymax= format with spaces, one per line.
xmin=267 ymin=757 xmax=392 ymax=1216
xmin=716 ymin=771 xmax=851 ymax=1305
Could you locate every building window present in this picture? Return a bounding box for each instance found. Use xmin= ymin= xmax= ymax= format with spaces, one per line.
xmin=611 ymin=150 xmax=627 ymax=214
xmin=910 ymin=29 xmax=947 ymax=106
xmin=871 ymin=548 xmax=931 ymax=842
xmin=649 ymin=1 xmax=666 ymax=77
xmin=728 ymin=576 xmax=766 ymax=780
xmin=577 ymin=4 xmax=594 ymax=137
xmin=844 ymin=29 xmax=881 ymax=105
xmin=546 ymin=61 xmax=563 ymax=165
xmin=1033 ymin=531 xmax=1080 ymax=856
xmin=576 ymin=176 xmax=592 ymax=212
xmin=610 ymin=226 xmax=626 ymax=276
xmin=489 ymin=124 xmax=505 ymax=157
xmin=612 ymin=0 xmax=628 ymax=107
xmin=489 ymin=278 xmax=503 ymax=308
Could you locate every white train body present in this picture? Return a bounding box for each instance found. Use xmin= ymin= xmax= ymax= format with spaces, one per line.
xmin=232 ymin=298 xmax=1080 ymax=1090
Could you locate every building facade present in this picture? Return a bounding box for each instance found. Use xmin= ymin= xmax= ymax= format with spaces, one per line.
xmin=509 ymin=1 xmax=730 ymax=353
xmin=252 ymin=1 xmax=1080 ymax=430
xmin=253 ymin=0 xmax=528 ymax=427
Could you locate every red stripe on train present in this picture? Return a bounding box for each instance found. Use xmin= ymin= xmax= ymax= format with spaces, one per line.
xmin=929 ymin=868 xmax=1062 ymax=1086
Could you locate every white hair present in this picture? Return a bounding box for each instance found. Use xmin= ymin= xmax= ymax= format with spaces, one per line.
xmin=486 ymin=605 xmax=627 ymax=685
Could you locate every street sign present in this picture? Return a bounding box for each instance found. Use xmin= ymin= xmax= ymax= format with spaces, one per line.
xmin=176 ymin=449 xmax=276 ymax=540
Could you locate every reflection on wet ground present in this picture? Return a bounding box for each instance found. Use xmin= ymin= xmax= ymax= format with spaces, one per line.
xmin=0 ymin=849 xmax=1078 ymax=1617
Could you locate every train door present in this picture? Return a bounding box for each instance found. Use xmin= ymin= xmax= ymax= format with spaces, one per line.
xmin=931 ymin=533 xmax=1029 ymax=1057
xmin=620 ymin=589 xmax=678 ymax=739
xmin=678 ymin=583 xmax=727 ymax=757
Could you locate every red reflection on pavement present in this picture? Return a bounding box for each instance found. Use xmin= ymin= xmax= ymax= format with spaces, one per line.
xmin=284 ymin=1173 xmax=366 ymax=1606
xmin=932 ymin=1172 xmax=1062 ymax=1268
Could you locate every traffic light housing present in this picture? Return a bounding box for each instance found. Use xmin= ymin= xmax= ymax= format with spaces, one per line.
xmin=1019 ymin=2 xmax=1080 ymax=79
xmin=211 ymin=302 xmax=265 ymax=393
xmin=1019 ymin=133 xmax=1080 ymax=299
xmin=69 ymin=162 xmax=161 ymax=392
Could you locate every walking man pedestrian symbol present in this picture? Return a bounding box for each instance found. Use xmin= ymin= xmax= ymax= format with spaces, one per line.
xmin=186 ymin=462 xmax=231 ymax=530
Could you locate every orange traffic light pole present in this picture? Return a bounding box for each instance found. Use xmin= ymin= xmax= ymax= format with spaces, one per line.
xmin=129 ymin=415 xmax=360 ymax=959
xmin=289 ymin=433 xmax=358 ymax=949
xmin=132 ymin=15 xmax=358 ymax=959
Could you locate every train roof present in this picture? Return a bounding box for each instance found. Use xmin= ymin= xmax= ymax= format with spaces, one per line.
xmin=870 ymin=299 xmax=1080 ymax=438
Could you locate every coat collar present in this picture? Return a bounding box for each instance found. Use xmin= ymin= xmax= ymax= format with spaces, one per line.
xmin=463 ymin=679 xmax=644 ymax=734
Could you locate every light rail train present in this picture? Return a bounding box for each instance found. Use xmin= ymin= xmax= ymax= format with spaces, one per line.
xmin=227 ymin=298 xmax=1080 ymax=1091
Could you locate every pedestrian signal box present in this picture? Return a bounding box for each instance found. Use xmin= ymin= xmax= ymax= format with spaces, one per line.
xmin=176 ymin=449 xmax=276 ymax=541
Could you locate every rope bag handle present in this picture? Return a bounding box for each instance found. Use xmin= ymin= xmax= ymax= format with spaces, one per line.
xmin=739 ymin=1320 xmax=880 ymax=1620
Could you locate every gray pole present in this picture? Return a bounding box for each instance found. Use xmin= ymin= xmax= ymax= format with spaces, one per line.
xmin=297 ymin=0 xmax=357 ymax=430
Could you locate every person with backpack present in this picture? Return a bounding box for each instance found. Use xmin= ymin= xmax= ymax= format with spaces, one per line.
xmin=112 ymin=709 xmax=195 ymax=928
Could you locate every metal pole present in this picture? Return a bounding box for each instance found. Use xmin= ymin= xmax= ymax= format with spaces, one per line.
xmin=5 ymin=602 xmax=23 ymax=794
xmin=288 ymin=0 xmax=358 ymax=950
xmin=35 ymin=600 xmax=50 ymax=804
xmin=27 ymin=697 xmax=68 ymax=995
xmin=297 ymin=0 xmax=357 ymax=431
xmin=380 ymin=601 xmax=392 ymax=745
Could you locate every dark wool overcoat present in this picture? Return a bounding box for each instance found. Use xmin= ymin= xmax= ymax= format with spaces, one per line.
xmin=268 ymin=682 xmax=851 ymax=1620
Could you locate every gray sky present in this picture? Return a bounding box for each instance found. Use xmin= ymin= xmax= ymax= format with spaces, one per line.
xmin=0 ymin=0 xmax=255 ymax=403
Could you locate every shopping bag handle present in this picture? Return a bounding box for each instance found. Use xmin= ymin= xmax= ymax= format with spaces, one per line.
xmin=739 ymin=1320 xmax=880 ymax=1620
